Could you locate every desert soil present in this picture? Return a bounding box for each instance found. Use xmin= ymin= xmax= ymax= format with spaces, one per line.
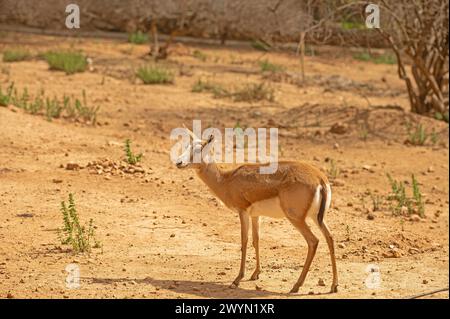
xmin=0 ymin=31 xmax=448 ymax=299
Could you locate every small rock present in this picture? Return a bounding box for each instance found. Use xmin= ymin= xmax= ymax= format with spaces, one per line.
xmin=329 ymin=122 xmax=348 ymax=134
xmin=6 ymin=292 xmax=13 ymax=299
xmin=52 ymin=179 xmax=63 ymax=183
xmin=170 ymin=234 xmax=175 ymax=238
xmin=367 ymin=213 xmax=375 ymax=220
xmin=65 ymin=162 xmax=80 ymax=170
xmin=427 ymin=166 xmax=434 ymax=173
xmin=333 ymin=179 xmax=345 ymax=187
xmin=422 ymin=279 xmax=428 ymax=284
xmin=338 ymin=243 xmax=346 ymax=249
xmin=318 ymin=278 xmax=326 ymax=287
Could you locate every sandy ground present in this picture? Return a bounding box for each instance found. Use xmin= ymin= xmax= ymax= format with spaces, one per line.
xmin=0 ymin=32 xmax=448 ymax=299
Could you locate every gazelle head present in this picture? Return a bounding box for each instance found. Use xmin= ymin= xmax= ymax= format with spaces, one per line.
xmin=175 ymin=126 xmax=215 ymax=169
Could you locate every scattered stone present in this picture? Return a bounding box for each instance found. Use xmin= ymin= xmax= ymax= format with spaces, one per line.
xmin=329 ymin=122 xmax=348 ymax=134
xmin=410 ymin=215 xmax=422 ymax=222
xmin=170 ymin=234 xmax=175 ymax=238
xmin=318 ymin=278 xmax=326 ymax=286
xmin=338 ymin=243 xmax=346 ymax=249
xmin=333 ymin=179 xmax=345 ymax=187
xmin=255 ymin=285 xmax=262 ymax=291
xmin=367 ymin=213 xmax=375 ymax=220
xmin=427 ymin=166 xmax=434 ymax=173
xmin=65 ymin=162 xmax=80 ymax=170
xmin=6 ymin=292 xmax=13 ymax=299
xmin=422 ymin=279 xmax=428 ymax=284
xmin=52 ymin=178 xmax=63 ymax=183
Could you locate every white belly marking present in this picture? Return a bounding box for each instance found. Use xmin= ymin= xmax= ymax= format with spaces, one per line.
xmin=246 ymin=197 xmax=285 ymax=219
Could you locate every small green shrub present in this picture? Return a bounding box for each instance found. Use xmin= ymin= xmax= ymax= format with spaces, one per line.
xmin=192 ymin=79 xmax=228 ymax=97
xmin=353 ymin=52 xmax=396 ymax=65
xmin=59 ymin=193 xmax=100 ymax=253
xmin=412 ymin=174 xmax=425 ymax=217
xmin=259 ymin=59 xmax=284 ymax=73
xmin=327 ymin=159 xmax=340 ymax=180
xmin=43 ymin=51 xmax=87 ymax=74
xmin=251 ymin=40 xmax=270 ymax=52
xmin=406 ymin=123 xmax=428 ymax=146
xmin=232 ymin=83 xmax=275 ymax=102
xmin=192 ymin=50 xmax=207 ymax=62
xmin=0 ymin=83 xmax=99 ymax=123
xmin=386 ymin=173 xmax=425 ymax=217
xmin=435 ymin=111 xmax=449 ymax=123
xmin=2 ymin=49 xmax=30 ymax=62
xmin=0 ymin=82 xmax=14 ymax=106
xmin=128 ymin=31 xmax=148 ymax=44
xmin=124 ymin=139 xmax=143 ymax=165
xmin=136 ymin=65 xmax=174 ymax=84
xmin=341 ymin=21 xmax=365 ymax=30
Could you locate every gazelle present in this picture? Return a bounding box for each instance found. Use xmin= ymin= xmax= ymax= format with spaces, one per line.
xmin=175 ymin=128 xmax=338 ymax=294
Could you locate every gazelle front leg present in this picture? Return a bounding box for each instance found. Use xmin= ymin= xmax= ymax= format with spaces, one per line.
xmin=230 ymin=211 xmax=249 ymax=288
xmin=250 ymin=216 xmax=261 ymax=280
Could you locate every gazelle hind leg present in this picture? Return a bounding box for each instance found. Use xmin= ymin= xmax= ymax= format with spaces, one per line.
xmin=317 ymin=221 xmax=338 ymax=293
xmin=288 ymin=218 xmax=319 ymax=293
xmin=250 ymin=216 xmax=261 ymax=280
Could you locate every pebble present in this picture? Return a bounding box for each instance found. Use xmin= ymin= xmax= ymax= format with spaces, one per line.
xmin=318 ymin=278 xmax=326 ymax=286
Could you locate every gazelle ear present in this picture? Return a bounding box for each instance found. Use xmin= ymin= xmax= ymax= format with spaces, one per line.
xmin=206 ymin=134 xmax=214 ymax=144
xmin=183 ymin=123 xmax=197 ymax=140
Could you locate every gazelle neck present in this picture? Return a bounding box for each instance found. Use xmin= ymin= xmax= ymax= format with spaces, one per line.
xmin=196 ymin=159 xmax=224 ymax=194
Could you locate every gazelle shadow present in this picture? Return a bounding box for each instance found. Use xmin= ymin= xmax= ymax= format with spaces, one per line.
xmin=85 ymin=276 xmax=333 ymax=298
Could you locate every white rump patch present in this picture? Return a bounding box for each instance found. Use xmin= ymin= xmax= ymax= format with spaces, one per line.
xmin=246 ymin=197 xmax=285 ymax=219
xmin=308 ymin=185 xmax=322 ymax=223
xmin=309 ymin=184 xmax=331 ymax=225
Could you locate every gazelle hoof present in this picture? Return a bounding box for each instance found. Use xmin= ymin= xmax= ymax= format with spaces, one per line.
xmin=289 ymin=287 xmax=299 ymax=294
xmin=229 ymin=282 xmax=238 ymax=289
xmin=331 ymin=285 xmax=338 ymax=293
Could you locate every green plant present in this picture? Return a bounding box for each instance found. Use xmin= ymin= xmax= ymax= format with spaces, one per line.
xmin=341 ymin=21 xmax=365 ymax=30
xmin=192 ymin=50 xmax=207 ymax=62
xmin=412 ymin=174 xmax=425 ymax=217
xmin=59 ymin=193 xmax=100 ymax=253
xmin=370 ymin=193 xmax=382 ymax=212
xmin=250 ymin=40 xmax=270 ymax=52
xmin=2 ymin=49 xmax=30 ymax=62
xmin=327 ymin=159 xmax=340 ymax=180
xmin=128 ymin=31 xmax=149 ymax=44
xmin=258 ymin=59 xmax=284 ymax=73
xmin=0 ymin=83 xmax=99 ymax=123
xmin=435 ymin=111 xmax=449 ymax=123
xmin=136 ymin=65 xmax=174 ymax=84
xmin=430 ymin=129 xmax=439 ymax=145
xmin=124 ymin=139 xmax=143 ymax=165
xmin=0 ymin=82 xmax=14 ymax=106
xmin=359 ymin=125 xmax=369 ymax=141
xmin=191 ymin=79 xmax=228 ymax=97
xmin=386 ymin=173 xmax=425 ymax=217
xmin=353 ymin=52 xmax=396 ymax=65
xmin=232 ymin=83 xmax=275 ymax=102
xmin=406 ymin=123 xmax=429 ymax=145
xmin=43 ymin=51 xmax=87 ymax=74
